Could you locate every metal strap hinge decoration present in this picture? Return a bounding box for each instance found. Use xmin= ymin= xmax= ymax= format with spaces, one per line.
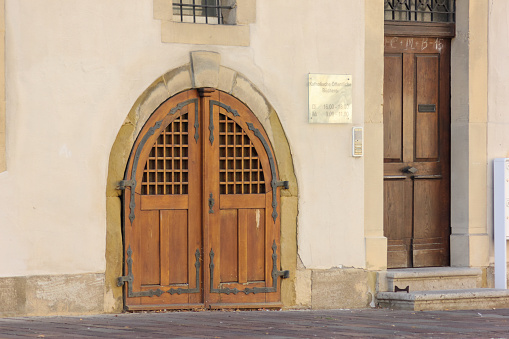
xmin=209 ymin=240 xmax=289 ymax=295
xmin=208 ymin=100 xmax=240 ymax=146
xmin=125 ymin=99 xmax=198 ymax=224
xmin=246 ymin=122 xmax=282 ymax=223
xmin=275 ymin=181 xmax=289 ymax=190
xmin=117 ymin=180 xmax=135 ymax=190
xmin=124 ymin=120 xmax=162 ymax=224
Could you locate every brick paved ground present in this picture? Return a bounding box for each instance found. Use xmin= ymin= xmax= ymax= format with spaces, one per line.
xmin=1 ymin=308 xmax=509 ymax=338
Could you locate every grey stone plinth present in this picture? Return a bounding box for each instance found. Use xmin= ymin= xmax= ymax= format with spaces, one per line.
xmin=377 ymin=288 xmax=509 ymax=311
xmin=382 ymin=267 xmax=482 ymax=292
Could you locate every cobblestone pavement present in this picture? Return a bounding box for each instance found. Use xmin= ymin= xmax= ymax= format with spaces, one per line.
xmin=1 ymin=308 xmax=509 ymax=338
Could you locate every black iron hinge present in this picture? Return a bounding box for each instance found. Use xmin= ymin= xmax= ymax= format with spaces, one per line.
xmin=117 ymin=179 xmax=136 ymax=190
xmin=275 ymin=181 xmax=289 ymax=190
xmin=276 ymin=269 xmax=290 ymax=279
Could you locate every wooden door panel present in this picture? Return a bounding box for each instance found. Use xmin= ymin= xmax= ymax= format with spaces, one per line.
xmin=220 ymin=194 xmax=266 ymax=209
xmin=141 ymin=195 xmax=188 ymax=210
xmin=139 ymin=210 xmax=160 ymax=286
xmin=415 ymin=112 xmax=439 ymax=160
xmin=413 ymin=179 xmax=441 ymax=239
xmin=415 ymin=55 xmax=440 ymax=161
xmin=387 ymin=240 xmax=412 ymax=268
xmin=161 ymin=210 xmax=189 ymax=284
xmin=416 ymin=55 xmax=439 ymax=108
xmin=384 ymin=179 xmax=412 ymax=240
xmin=384 ymin=54 xmax=404 ymax=162
xmin=413 ymin=238 xmax=448 ymax=267
xmin=220 ymin=209 xmax=239 ymax=283
xmin=245 ymin=209 xmax=266 ymax=282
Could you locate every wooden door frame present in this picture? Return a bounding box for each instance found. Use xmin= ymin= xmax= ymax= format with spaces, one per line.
xmin=381 ymin=4 xmax=491 ymax=270
xmin=105 ymin=53 xmax=298 ymax=312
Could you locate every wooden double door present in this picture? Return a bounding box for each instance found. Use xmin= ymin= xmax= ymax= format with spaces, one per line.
xmin=383 ymin=36 xmax=451 ymax=268
xmin=120 ymin=89 xmax=284 ymax=310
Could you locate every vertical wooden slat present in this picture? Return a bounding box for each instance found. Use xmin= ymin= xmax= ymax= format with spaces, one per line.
xmin=383 ymin=54 xmax=404 ymax=162
xmin=160 ymin=210 xmax=170 ymax=287
xmin=238 ymin=209 xmax=248 ymax=284
xmin=203 ymin=90 xmax=221 ymax=306
xmin=187 ymin=95 xmax=202 ymax=304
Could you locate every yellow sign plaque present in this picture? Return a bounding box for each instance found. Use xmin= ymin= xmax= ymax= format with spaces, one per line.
xmin=308 ymin=74 xmax=352 ymax=124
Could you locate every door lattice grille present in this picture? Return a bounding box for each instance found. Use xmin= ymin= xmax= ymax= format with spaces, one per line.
xmin=219 ymin=113 xmax=265 ymax=194
xmin=141 ymin=114 xmax=189 ymax=195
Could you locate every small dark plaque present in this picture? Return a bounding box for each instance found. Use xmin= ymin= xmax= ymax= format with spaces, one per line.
xmin=418 ymin=104 xmax=436 ymax=113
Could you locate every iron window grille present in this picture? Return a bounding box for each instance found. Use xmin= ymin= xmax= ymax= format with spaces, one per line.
xmin=173 ymin=0 xmax=236 ymax=25
xmin=385 ymin=0 xmax=455 ymax=23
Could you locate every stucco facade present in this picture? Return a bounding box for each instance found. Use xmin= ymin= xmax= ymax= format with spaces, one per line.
xmin=0 ymin=0 xmax=507 ymax=316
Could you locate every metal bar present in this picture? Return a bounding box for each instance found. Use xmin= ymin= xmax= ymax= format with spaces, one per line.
xmin=385 ymin=0 xmax=455 ymax=23
xmin=217 ymin=0 xmax=221 ymax=25
xmin=413 ymin=175 xmax=443 ymax=179
xmin=192 ymin=0 xmax=196 ymax=23
xmin=180 ymin=0 xmax=183 ymax=22
xmin=172 ymin=3 xmax=233 ymax=9
xmin=204 ymin=0 xmax=208 ymax=24
xmin=431 ymin=0 xmax=434 ymax=23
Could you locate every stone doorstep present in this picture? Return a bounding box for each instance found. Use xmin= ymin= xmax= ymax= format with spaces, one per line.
xmin=382 ymin=267 xmax=483 ymax=292
xmin=377 ymin=288 xmax=509 ymax=311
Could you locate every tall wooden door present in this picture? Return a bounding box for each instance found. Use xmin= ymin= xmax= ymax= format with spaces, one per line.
xmin=383 ymin=36 xmax=451 ymax=268
xmin=120 ymin=89 xmax=285 ymax=310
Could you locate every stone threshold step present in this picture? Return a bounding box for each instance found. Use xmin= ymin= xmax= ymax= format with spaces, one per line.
xmin=386 ymin=267 xmax=482 ymax=279
xmin=381 ymin=267 xmax=482 ymax=292
xmin=377 ymin=288 xmax=509 ymax=311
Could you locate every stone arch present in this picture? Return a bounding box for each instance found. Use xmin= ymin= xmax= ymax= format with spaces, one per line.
xmin=104 ymin=51 xmax=298 ymax=311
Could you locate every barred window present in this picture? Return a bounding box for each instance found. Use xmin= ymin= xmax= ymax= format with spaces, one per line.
xmin=173 ymin=0 xmax=236 ymax=25
xmin=385 ymin=0 xmax=455 ymax=23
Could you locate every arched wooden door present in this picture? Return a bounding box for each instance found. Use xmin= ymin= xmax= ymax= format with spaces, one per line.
xmin=119 ymin=89 xmax=287 ymax=310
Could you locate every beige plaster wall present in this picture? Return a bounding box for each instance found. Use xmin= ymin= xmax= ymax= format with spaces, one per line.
xmin=0 ymin=0 xmax=5 ymax=173
xmin=0 ymin=0 xmax=368 ymax=283
xmin=487 ymin=1 xmax=509 ymax=264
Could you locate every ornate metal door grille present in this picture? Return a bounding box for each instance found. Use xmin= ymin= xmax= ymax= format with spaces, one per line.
xmin=173 ymin=0 xmax=235 ymax=25
xmin=219 ymin=113 xmax=266 ymax=195
xmin=385 ymin=0 xmax=455 ymax=23
xmin=141 ymin=114 xmax=189 ymax=195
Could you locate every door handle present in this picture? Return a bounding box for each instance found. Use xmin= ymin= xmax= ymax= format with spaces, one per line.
xmin=402 ymin=166 xmax=418 ymax=174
